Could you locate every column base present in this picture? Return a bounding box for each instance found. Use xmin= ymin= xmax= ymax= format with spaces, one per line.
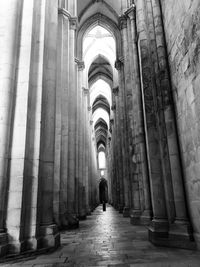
xmin=139 ymin=210 xmax=152 ymax=225
xmin=78 ymin=209 xmax=87 ymax=220
xmin=123 ymin=207 xmax=130 ymax=217
xmin=149 ymin=219 xmax=197 ymax=249
xmin=86 ymin=207 xmax=91 ymax=216
xmin=148 ymin=218 xmax=169 ymax=245
xmin=168 ymin=220 xmax=196 ymax=250
xmin=38 ymin=224 xmax=60 ymax=249
xmin=60 ymin=213 xmax=79 ymax=229
xmin=0 ymin=232 xmax=8 ymax=256
xmin=8 ymin=240 xmax=26 ymax=254
xmin=25 ymin=237 xmax=39 ymax=251
xmin=130 ymin=209 xmax=142 ymax=225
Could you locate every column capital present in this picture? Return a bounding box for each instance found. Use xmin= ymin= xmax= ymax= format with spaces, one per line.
xmin=75 ymin=58 xmax=85 ymax=71
xmin=112 ymin=86 xmax=119 ymax=96
xmin=90 ymin=120 xmax=93 ymax=125
xmin=88 ymin=106 xmax=92 ymax=111
xmin=69 ymin=17 xmax=78 ymax=30
xmin=83 ymin=87 xmax=89 ymax=95
xmin=119 ymin=15 xmax=128 ymax=30
xmin=125 ymin=4 xmax=136 ymax=20
xmin=58 ymin=8 xmax=71 ymax=19
xmin=115 ymin=59 xmax=124 ymax=71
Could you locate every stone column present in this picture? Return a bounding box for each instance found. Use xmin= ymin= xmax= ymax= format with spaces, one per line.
xmin=115 ymin=60 xmax=127 ymax=213
xmin=6 ymin=0 xmax=37 ymax=253
xmin=82 ymin=88 xmax=90 ymax=218
xmin=126 ymin=5 xmax=152 ymax=225
xmin=125 ymin=13 xmax=142 ymax=223
xmin=66 ymin=16 xmax=79 ymax=225
xmin=76 ymin=61 xmax=85 ymax=219
xmin=90 ymin=134 xmax=98 ymax=210
xmin=88 ymin=119 xmax=93 ymax=213
xmin=151 ymin=0 xmax=194 ymax=245
xmin=119 ymin=16 xmax=136 ymax=217
xmin=55 ymin=7 xmax=70 ymax=229
xmin=54 ymin=8 xmax=62 ymax=227
xmin=0 ymin=0 xmax=22 ymax=255
xmin=21 ymin=0 xmax=47 ymax=250
xmin=37 ymin=0 xmax=60 ymax=249
xmin=86 ymin=106 xmax=91 ymax=215
xmin=112 ymin=87 xmax=123 ymax=210
xmin=136 ymin=0 xmax=169 ymax=241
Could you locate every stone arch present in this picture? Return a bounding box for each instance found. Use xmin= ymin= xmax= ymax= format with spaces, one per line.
xmin=89 ymin=73 xmax=113 ymax=89
xmin=76 ymin=13 xmax=122 ymax=60
xmin=78 ymin=0 xmax=119 ymax=22
xmin=88 ymin=54 xmax=113 ymax=82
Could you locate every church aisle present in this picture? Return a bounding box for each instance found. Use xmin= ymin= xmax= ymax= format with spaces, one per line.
xmin=2 ymin=205 xmax=200 ymax=267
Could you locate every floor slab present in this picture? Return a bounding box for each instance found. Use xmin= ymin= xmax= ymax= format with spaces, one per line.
xmin=1 ymin=205 xmax=200 ymax=266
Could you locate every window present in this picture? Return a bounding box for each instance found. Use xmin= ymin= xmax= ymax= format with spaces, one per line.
xmin=98 ymin=151 xmax=106 ymax=169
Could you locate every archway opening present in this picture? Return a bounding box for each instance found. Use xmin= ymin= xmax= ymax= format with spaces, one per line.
xmin=80 ymin=17 xmax=119 ymax=207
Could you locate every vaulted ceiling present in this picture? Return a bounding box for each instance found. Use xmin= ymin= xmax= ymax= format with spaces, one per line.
xmin=79 ymin=0 xmax=119 ymax=153
xmin=77 ymin=0 xmax=122 ymax=21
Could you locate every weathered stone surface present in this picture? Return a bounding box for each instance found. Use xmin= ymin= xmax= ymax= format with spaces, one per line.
xmin=161 ymin=0 xmax=200 ymax=248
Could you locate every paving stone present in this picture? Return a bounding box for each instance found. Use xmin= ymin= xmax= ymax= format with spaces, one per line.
xmin=1 ymin=206 xmax=200 ymax=266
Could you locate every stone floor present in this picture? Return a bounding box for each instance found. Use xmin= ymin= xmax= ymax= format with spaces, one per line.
xmin=1 ymin=205 xmax=200 ymax=267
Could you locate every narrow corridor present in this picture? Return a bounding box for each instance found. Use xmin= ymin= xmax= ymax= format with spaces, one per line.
xmin=2 ymin=205 xmax=200 ymax=267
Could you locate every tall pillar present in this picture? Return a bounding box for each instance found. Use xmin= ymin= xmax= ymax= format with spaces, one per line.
xmin=21 ymin=0 xmax=47 ymax=251
xmin=6 ymin=0 xmax=37 ymax=253
xmin=82 ymin=88 xmax=90 ymax=218
xmin=119 ymin=16 xmax=136 ymax=217
xmin=66 ymin=16 xmax=79 ymax=226
xmin=115 ymin=60 xmax=128 ymax=213
xmin=88 ymin=118 xmax=93 ymax=213
xmin=136 ymin=0 xmax=169 ymax=241
xmin=56 ymin=7 xmax=70 ymax=229
xmin=126 ymin=4 xmax=152 ymax=225
xmin=0 ymin=0 xmax=23 ymax=255
xmin=37 ymin=0 xmax=60 ymax=248
xmin=151 ymin=0 xmax=194 ymax=246
xmin=112 ymin=87 xmax=124 ymax=211
xmin=78 ymin=66 xmax=86 ymax=220
xmin=86 ymin=106 xmax=91 ymax=215
xmin=125 ymin=13 xmax=142 ymax=223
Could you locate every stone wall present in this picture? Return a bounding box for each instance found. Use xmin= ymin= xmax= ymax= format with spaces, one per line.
xmin=160 ymin=0 xmax=200 ymax=247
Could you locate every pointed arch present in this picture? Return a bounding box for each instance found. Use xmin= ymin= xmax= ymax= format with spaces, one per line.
xmin=76 ymin=13 xmax=122 ymax=60
xmin=78 ymin=0 xmax=119 ymax=23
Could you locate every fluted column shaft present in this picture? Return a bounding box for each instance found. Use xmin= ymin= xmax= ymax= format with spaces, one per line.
xmin=126 ymin=14 xmax=142 ymax=220
xmin=126 ymin=5 xmax=152 ymax=224
xmin=113 ymin=87 xmax=123 ymax=210
xmin=115 ymin=60 xmax=127 ymax=213
xmin=6 ymin=0 xmax=35 ymax=252
xmin=150 ymin=0 xmax=192 ymax=239
xmin=0 ymin=1 xmax=22 ymax=252
xmin=85 ymin=105 xmax=91 ymax=215
xmin=119 ymin=16 xmax=136 ymax=217
xmin=22 ymin=0 xmax=47 ymax=250
xmin=78 ymin=87 xmax=85 ymax=218
xmin=67 ymin=17 xmax=77 ymax=216
xmin=55 ymin=7 xmax=70 ymax=228
xmin=76 ymin=61 xmax=85 ymax=218
xmin=136 ymin=0 xmax=168 ymax=235
xmin=37 ymin=0 xmax=60 ymax=248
